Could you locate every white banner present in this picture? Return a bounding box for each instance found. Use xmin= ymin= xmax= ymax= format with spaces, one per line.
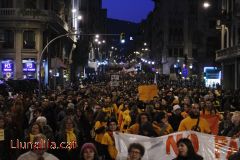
xmin=114 ymin=131 xmax=239 ymax=160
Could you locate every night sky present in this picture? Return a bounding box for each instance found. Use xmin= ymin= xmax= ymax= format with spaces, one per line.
xmin=102 ymin=0 xmax=154 ymax=23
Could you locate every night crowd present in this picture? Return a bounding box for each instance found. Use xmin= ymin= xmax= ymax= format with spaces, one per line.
xmin=0 ymin=73 xmax=240 ymax=160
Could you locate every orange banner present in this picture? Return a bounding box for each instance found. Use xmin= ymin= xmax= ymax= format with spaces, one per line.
xmin=138 ymin=85 xmax=158 ymax=102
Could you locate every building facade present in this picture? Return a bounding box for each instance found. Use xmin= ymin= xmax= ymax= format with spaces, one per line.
xmin=216 ymin=0 xmax=240 ymax=90
xmin=0 ymin=0 xmax=74 ymax=88
xmin=141 ymin=0 xmax=220 ymax=75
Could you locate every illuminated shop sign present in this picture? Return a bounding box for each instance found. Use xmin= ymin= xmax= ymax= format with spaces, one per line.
xmin=1 ymin=60 xmax=14 ymax=72
xmin=22 ymin=60 xmax=36 ymax=72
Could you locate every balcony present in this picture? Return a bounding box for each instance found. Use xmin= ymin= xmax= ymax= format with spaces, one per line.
xmin=216 ymin=45 xmax=240 ymax=61
xmin=0 ymin=8 xmax=68 ymax=30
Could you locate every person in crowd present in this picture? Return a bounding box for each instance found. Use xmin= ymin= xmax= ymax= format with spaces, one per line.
xmin=226 ymin=111 xmax=240 ymax=138
xmin=127 ymin=112 xmax=151 ymax=135
xmin=55 ymin=116 xmax=82 ymax=160
xmin=80 ymin=143 xmax=99 ymax=160
xmin=0 ymin=115 xmax=9 ymax=160
xmin=102 ymin=96 xmax=118 ymax=119
xmin=139 ymin=121 xmax=158 ymax=137
xmin=168 ymin=105 xmax=184 ymax=131
xmin=25 ymin=122 xmax=43 ymax=142
xmin=228 ymin=148 xmax=240 ymax=160
xmin=11 ymin=98 xmax=25 ymax=139
xmin=218 ymin=111 xmax=233 ymax=136
xmin=127 ymin=143 xmax=145 ymax=160
xmin=36 ymin=116 xmax=54 ymax=141
xmin=101 ymin=117 xmax=118 ymax=160
xmin=152 ymin=111 xmax=173 ymax=136
xmin=118 ymin=101 xmax=131 ymax=132
xmin=181 ymin=96 xmax=192 ymax=118
xmin=178 ymin=103 xmax=211 ymax=133
xmin=94 ymin=111 xmax=108 ymax=158
xmin=172 ymin=138 xmax=203 ymax=160
xmin=17 ymin=134 xmax=59 ymax=160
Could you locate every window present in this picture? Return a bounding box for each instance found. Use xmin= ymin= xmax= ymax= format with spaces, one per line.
xmin=174 ymin=48 xmax=178 ymax=57
xmin=23 ymin=31 xmax=35 ymax=49
xmin=2 ymin=30 xmax=14 ymax=48
xmin=168 ymin=48 xmax=173 ymax=57
xmin=24 ymin=0 xmax=37 ymax=9
xmin=179 ymin=48 xmax=183 ymax=57
xmin=0 ymin=0 xmax=13 ymax=8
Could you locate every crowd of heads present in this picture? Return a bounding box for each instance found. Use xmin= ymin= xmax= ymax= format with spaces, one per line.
xmin=0 ymin=73 xmax=239 ymax=159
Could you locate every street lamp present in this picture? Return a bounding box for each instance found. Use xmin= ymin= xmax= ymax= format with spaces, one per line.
xmin=72 ymin=9 xmax=77 ymax=13
xmin=203 ymin=1 xmax=210 ymax=8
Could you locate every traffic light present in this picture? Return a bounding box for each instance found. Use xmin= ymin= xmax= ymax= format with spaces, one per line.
xmin=120 ymin=32 xmax=125 ymax=43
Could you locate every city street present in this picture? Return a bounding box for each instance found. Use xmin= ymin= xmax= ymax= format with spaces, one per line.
xmin=0 ymin=0 xmax=240 ymax=160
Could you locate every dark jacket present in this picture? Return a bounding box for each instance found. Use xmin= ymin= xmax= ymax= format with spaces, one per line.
xmin=172 ymin=154 xmax=203 ymax=160
xmin=228 ymin=151 xmax=240 ymax=160
xmin=168 ymin=113 xmax=184 ymax=131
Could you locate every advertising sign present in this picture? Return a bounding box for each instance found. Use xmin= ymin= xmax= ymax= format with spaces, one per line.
xmin=22 ymin=60 xmax=36 ymax=72
xmin=1 ymin=60 xmax=13 ymax=72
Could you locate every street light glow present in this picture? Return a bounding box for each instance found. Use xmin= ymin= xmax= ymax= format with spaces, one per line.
xmin=72 ymin=9 xmax=77 ymax=13
xmin=94 ymin=38 xmax=99 ymax=42
xmin=203 ymin=2 xmax=210 ymax=8
xmin=144 ymin=42 xmax=147 ymax=46
xmin=102 ymin=40 xmax=106 ymax=43
xmin=77 ymin=15 xmax=82 ymax=20
xmin=121 ymin=39 xmax=125 ymax=43
xmin=95 ymin=34 xmax=99 ymax=38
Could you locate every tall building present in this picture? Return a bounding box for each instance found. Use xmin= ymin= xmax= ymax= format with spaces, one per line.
xmin=141 ymin=0 xmax=220 ymax=75
xmin=70 ymin=0 xmax=107 ymax=80
xmin=216 ymin=0 xmax=240 ymax=90
xmin=0 ymin=0 xmax=74 ymax=87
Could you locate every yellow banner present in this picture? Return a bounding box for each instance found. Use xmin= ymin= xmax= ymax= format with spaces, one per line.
xmin=138 ymin=85 xmax=158 ymax=102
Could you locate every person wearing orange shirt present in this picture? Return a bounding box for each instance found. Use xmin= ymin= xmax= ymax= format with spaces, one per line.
xmin=127 ymin=113 xmax=150 ymax=135
xmin=178 ymin=103 xmax=211 ymax=134
xmin=152 ymin=111 xmax=173 ymax=136
xmin=101 ymin=118 xmax=118 ymax=160
xmin=200 ymin=99 xmax=221 ymax=134
xmin=181 ymin=96 xmax=192 ymax=118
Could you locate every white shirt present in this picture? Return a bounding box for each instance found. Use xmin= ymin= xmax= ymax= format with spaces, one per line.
xmin=17 ymin=151 xmax=59 ymax=160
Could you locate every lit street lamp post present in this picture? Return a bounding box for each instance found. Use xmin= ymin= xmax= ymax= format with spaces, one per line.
xmin=38 ymin=33 xmax=70 ymax=98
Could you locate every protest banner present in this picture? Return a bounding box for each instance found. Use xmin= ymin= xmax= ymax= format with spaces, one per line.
xmin=114 ymin=131 xmax=239 ymax=160
xmin=138 ymin=85 xmax=158 ymax=102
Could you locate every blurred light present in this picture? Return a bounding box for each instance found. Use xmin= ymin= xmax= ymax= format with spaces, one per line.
xmin=130 ymin=37 xmax=133 ymax=40
xmin=77 ymin=15 xmax=82 ymax=20
xmin=174 ymin=64 xmax=177 ymax=68
xmin=121 ymin=39 xmax=125 ymax=44
xmin=189 ymin=65 xmax=193 ymax=69
xmin=94 ymin=38 xmax=98 ymax=42
xmin=144 ymin=42 xmax=147 ymax=46
xmin=142 ymin=48 xmax=144 ymax=51
xmin=102 ymin=40 xmax=106 ymax=43
xmin=152 ymin=62 xmax=155 ymax=65
xmin=72 ymin=9 xmax=77 ymax=13
xmin=111 ymin=46 xmax=114 ymax=49
xmin=203 ymin=2 xmax=210 ymax=8
xmin=98 ymin=41 xmax=101 ymax=45
xmin=177 ymin=59 xmax=180 ymax=63
xmin=179 ymin=72 xmax=182 ymax=74
xmin=148 ymin=61 xmax=151 ymax=64
xmin=95 ymin=34 xmax=99 ymax=38
xmin=145 ymin=48 xmax=148 ymax=51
